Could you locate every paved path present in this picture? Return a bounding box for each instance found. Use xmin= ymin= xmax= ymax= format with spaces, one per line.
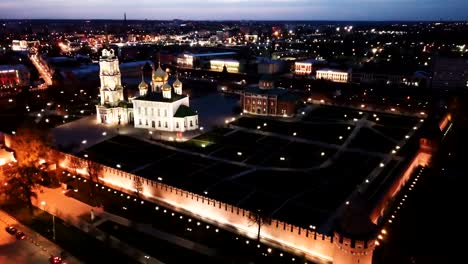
xmin=34 ymin=187 xmax=218 ymax=263
xmin=0 ymin=210 xmax=82 ymax=264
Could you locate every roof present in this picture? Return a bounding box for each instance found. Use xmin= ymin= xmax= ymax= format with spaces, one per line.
xmin=296 ymin=59 xmax=326 ymax=64
xmin=174 ymin=105 xmax=197 ymax=118
xmin=259 ymin=75 xmax=277 ymax=82
xmin=317 ymin=68 xmax=350 ymax=73
xmin=183 ymin=52 xmax=236 ymax=57
xmin=244 ymin=86 xmax=297 ymax=101
xmin=134 ymin=91 xmax=187 ymax=103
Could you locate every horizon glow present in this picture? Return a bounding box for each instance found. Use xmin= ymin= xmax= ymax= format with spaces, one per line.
xmin=0 ymin=0 xmax=467 ymax=21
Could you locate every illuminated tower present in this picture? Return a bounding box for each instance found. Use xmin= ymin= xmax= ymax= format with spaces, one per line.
xmin=99 ymin=49 xmax=124 ymax=106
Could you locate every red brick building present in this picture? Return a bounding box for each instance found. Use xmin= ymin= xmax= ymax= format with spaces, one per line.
xmin=241 ymin=75 xmax=297 ymax=117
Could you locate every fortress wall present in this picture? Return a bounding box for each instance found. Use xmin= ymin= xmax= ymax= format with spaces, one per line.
xmin=60 ymin=153 xmax=336 ymax=263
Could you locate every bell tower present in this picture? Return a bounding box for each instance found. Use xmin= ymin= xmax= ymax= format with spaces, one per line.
xmin=99 ymin=49 xmax=124 ymax=106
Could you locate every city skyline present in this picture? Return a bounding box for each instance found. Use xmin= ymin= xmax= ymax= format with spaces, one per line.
xmin=0 ymin=0 xmax=467 ymax=21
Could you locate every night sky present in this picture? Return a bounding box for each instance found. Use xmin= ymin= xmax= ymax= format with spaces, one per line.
xmin=0 ymin=0 xmax=467 ymax=21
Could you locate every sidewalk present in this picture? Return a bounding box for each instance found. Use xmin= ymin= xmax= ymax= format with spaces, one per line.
xmin=0 ymin=209 xmax=82 ymax=264
xmin=34 ymin=187 xmax=218 ymax=263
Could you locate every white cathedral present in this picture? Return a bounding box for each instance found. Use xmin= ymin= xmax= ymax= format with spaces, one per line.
xmin=96 ymin=49 xmax=199 ymax=133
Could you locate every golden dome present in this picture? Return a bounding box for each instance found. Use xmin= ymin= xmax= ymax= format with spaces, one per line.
xmin=153 ymin=63 xmax=168 ymax=81
xmin=162 ymin=83 xmax=172 ymax=91
xmin=173 ymin=78 xmax=182 ymax=88
xmin=138 ymin=80 xmax=148 ymax=90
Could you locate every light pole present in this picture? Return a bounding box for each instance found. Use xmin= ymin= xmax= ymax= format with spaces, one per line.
xmin=52 ymin=214 xmax=56 ymax=241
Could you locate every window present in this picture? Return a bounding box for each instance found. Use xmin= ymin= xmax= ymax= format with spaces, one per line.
xmin=152 ymin=121 xmax=155 ymax=128
xmin=158 ymin=109 xmax=160 ymax=116
xmin=195 ymin=119 xmax=198 ymax=125
xmin=176 ymin=122 xmax=179 ymax=128
xmin=144 ymin=108 xmax=147 ymax=115
xmin=165 ymin=122 xmax=168 ymax=128
xmin=151 ymin=108 xmax=154 ymax=116
xmin=158 ymin=121 xmax=161 ymax=127
xmin=190 ymin=120 xmax=193 ymax=127
xmin=139 ymin=119 xmax=142 ymax=125
xmin=138 ymin=107 xmax=141 ymax=115
xmin=164 ymin=109 xmax=167 ymax=117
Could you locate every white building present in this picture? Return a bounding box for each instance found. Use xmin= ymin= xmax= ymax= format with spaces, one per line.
xmin=133 ymin=74 xmax=199 ymax=132
xmin=316 ymin=69 xmax=350 ymax=83
xmin=96 ymin=48 xmax=199 ymax=133
xmin=96 ymin=49 xmax=133 ymax=125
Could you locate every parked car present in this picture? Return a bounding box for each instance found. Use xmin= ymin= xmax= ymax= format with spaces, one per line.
xmin=49 ymin=256 xmax=62 ymax=264
xmin=15 ymin=231 xmax=26 ymax=240
xmin=5 ymin=226 xmax=18 ymax=235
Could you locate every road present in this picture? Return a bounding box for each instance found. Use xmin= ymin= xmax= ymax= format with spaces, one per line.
xmin=30 ymin=54 xmax=53 ymax=86
xmin=0 ymin=210 xmax=81 ymax=264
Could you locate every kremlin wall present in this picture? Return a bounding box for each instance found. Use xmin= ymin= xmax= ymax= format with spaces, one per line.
xmin=55 ymin=123 xmax=449 ymax=264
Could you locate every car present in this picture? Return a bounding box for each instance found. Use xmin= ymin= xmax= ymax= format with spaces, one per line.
xmin=5 ymin=226 xmax=17 ymax=235
xmin=15 ymin=231 xmax=26 ymax=240
xmin=49 ymin=256 xmax=62 ymax=264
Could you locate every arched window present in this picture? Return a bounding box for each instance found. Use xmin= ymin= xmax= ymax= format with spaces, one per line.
xmin=176 ymin=122 xmax=179 ymax=128
xmin=158 ymin=121 xmax=161 ymax=127
xmin=190 ymin=120 xmax=193 ymax=127
xmin=165 ymin=122 xmax=168 ymax=128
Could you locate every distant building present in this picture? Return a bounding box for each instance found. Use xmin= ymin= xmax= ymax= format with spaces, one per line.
xmin=176 ymin=52 xmax=237 ymax=69
xmin=351 ymin=71 xmax=428 ymax=87
xmin=0 ymin=64 xmax=30 ymax=88
xmin=294 ymin=59 xmax=326 ymax=76
xmin=431 ymin=57 xmax=468 ymax=89
xmin=316 ymin=68 xmax=351 ymax=83
xmin=257 ymin=58 xmax=285 ymax=75
xmin=210 ymin=59 xmax=240 ymax=73
xmin=241 ymin=75 xmax=298 ymax=117
xmin=11 ymin=40 xmax=39 ymax=51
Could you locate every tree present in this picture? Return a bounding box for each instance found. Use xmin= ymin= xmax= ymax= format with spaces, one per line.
xmin=85 ymin=158 xmax=103 ymax=206
xmin=4 ymin=127 xmax=53 ymax=215
xmin=10 ymin=126 xmax=50 ymax=167
xmin=133 ymin=177 xmax=143 ymax=198
xmin=248 ymin=209 xmax=271 ymax=243
xmin=3 ymin=165 xmax=48 ymax=215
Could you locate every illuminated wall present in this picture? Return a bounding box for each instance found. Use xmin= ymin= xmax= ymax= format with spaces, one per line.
xmin=316 ymin=70 xmax=350 ymax=83
xmin=210 ymin=59 xmax=239 ymax=73
xmin=177 ymin=54 xmax=194 ymax=69
xmin=295 ymin=62 xmax=313 ymax=75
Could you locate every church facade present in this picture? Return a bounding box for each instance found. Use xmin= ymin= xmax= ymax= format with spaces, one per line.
xmin=133 ymin=66 xmax=199 ymax=132
xmin=96 ymin=49 xmax=198 ymax=133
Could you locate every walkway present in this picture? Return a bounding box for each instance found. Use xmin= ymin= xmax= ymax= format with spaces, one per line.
xmin=33 ymin=187 xmax=218 ymax=263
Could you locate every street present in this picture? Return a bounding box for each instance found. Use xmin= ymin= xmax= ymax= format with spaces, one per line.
xmin=29 ymin=54 xmax=53 ymax=86
xmin=0 ymin=210 xmax=81 ymax=264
